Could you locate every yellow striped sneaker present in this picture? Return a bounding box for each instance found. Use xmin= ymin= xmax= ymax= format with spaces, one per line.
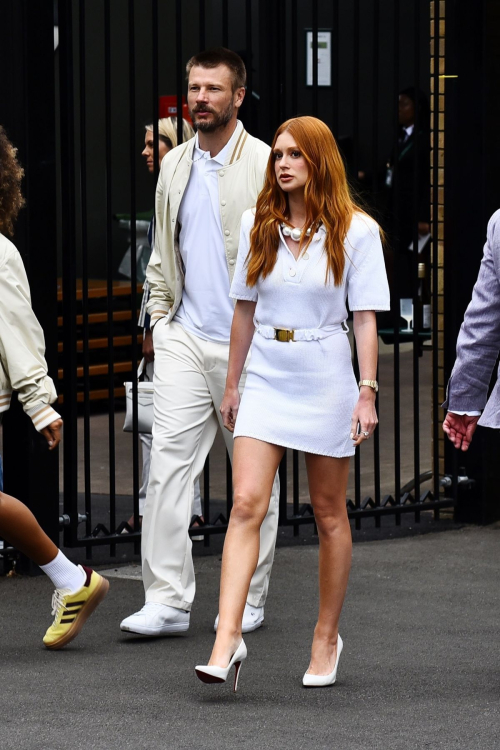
xmin=43 ymin=566 xmax=109 ymax=650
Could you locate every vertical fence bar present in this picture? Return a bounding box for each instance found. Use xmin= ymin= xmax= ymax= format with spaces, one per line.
xmin=373 ymin=382 xmax=381 ymax=525
xmin=104 ymin=0 xmax=117 ymax=554
xmin=199 ymin=0 xmax=206 ymax=50
xmin=331 ymin=0 xmax=339 ymax=138
xmin=411 ymin=0 xmax=421 ymax=521
xmin=392 ymin=0 xmax=402 ymax=522
xmin=371 ymin=0 xmax=380 ymax=205
xmin=312 ymin=0 xmax=318 ymax=116
xmin=203 ymin=460 xmax=210 ymax=546
xmin=222 ymin=0 xmax=229 ymax=47
xmin=176 ymin=0 xmax=183 ymax=146
xmin=293 ymin=450 xmax=299 ymax=536
xmin=277 ymin=0 xmax=285 ymax=124
xmin=432 ymin=0 xmax=441 ymax=511
xmin=245 ymin=0 xmax=253 ymax=132
xmin=128 ymin=0 xmax=140 ymax=550
xmin=152 ymin=0 xmax=159 ymax=183
xmin=291 ymin=0 xmax=298 ymax=116
xmin=278 ymin=450 xmax=288 ymax=524
xmin=226 ymin=454 xmax=233 ymax=520
xmin=352 ymin=0 xmax=360 ymax=174
xmin=79 ymin=0 xmax=92 ymax=556
xmin=353 ymin=339 xmax=361 ymax=530
xmin=352 ymin=0 xmax=361 ymax=528
xmin=59 ymin=0 xmax=79 ymax=548
xmin=371 ymin=0 xmax=381 ymax=525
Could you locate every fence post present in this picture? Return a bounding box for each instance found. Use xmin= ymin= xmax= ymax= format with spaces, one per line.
xmin=444 ymin=0 xmax=500 ymax=524
xmin=0 ymin=0 xmax=59 ymax=569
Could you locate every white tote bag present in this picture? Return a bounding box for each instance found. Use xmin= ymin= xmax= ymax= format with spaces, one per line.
xmin=123 ymin=359 xmax=154 ymax=434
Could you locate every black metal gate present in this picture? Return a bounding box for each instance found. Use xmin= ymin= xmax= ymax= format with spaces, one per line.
xmin=2 ymin=0 xmax=462 ymax=563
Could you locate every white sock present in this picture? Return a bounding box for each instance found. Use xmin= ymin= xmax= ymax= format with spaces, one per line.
xmin=39 ymin=550 xmax=86 ymax=593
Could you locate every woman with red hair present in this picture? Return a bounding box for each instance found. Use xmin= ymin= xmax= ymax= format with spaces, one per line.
xmin=195 ymin=116 xmax=389 ymax=690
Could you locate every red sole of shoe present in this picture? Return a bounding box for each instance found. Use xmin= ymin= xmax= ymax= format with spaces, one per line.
xmin=44 ymin=576 xmax=110 ymax=650
xmin=195 ymin=670 xmax=225 ymax=684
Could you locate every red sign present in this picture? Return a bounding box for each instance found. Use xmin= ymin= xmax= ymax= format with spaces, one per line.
xmin=159 ymin=95 xmax=192 ymax=124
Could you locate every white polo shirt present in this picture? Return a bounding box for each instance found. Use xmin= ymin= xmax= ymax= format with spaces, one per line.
xmin=174 ymin=122 xmax=244 ymax=343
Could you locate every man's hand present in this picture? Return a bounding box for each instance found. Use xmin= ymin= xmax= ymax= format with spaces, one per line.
xmin=142 ymin=329 xmax=155 ymax=363
xmin=442 ymin=413 xmax=479 ymax=451
xmin=41 ymin=419 xmax=63 ymax=450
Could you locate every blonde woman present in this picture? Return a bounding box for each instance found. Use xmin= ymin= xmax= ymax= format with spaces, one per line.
xmin=141 ymin=117 xmax=195 ymax=173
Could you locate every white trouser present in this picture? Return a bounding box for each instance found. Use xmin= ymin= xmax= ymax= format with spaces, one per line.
xmin=142 ymin=319 xmax=279 ymax=611
xmin=138 ymin=362 xmax=201 ymax=517
xmin=138 ymin=432 xmax=152 ymax=516
xmin=139 ymin=435 xmax=202 ymax=517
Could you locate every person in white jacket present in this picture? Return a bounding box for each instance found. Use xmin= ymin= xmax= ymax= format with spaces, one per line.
xmin=120 ymin=48 xmax=279 ymax=637
xmin=0 ymin=125 xmax=108 ymax=649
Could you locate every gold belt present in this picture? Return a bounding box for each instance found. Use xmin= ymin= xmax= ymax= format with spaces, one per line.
xmin=274 ymin=328 xmax=295 ymax=342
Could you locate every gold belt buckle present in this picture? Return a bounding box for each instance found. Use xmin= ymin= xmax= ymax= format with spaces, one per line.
xmin=274 ymin=328 xmax=295 ymax=342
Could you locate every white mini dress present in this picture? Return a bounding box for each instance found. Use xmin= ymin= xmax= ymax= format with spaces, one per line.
xmin=229 ymin=209 xmax=390 ymax=458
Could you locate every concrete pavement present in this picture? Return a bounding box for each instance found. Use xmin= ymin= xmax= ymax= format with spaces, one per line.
xmin=0 ymin=524 xmax=498 ymax=750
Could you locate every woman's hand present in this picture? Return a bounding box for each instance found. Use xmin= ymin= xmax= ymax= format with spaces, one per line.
xmin=220 ymin=387 xmax=240 ymax=432
xmin=41 ymin=418 xmax=63 ymax=450
xmin=350 ymin=389 xmax=378 ymax=447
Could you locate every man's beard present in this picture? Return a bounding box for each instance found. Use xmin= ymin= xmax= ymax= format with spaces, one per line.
xmin=191 ymin=101 xmax=234 ymax=133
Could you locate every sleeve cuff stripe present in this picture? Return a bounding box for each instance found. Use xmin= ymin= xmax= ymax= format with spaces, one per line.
xmin=32 ymin=406 xmax=57 ymax=426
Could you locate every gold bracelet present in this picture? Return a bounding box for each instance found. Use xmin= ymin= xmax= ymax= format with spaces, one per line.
xmin=359 ymin=379 xmax=378 ymax=393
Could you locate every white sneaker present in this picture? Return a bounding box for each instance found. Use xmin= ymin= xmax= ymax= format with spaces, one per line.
xmin=120 ymin=602 xmax=190 ymax=635
xmin=213 ymin=603 xmax=264 ymax=634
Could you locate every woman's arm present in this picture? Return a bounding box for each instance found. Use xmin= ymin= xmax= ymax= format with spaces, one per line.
xmin=220 ymin=300 xmax=256 ymax=432
xmin=350 ymin=310 xmax=379 ymax=447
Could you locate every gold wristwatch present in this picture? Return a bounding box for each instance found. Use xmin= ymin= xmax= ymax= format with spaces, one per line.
xmin=359 ymin=380 xmax=379 ymax=393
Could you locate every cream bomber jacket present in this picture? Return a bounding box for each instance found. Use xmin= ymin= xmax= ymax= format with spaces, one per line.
xmin=146 ymin=124 xmax=271 ymax=326
xmin=0 ymin=233 xmax=61 ymax=431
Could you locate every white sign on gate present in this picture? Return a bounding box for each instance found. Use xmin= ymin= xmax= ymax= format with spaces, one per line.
xmin=306 ymin=30 xmax=332 ymax=87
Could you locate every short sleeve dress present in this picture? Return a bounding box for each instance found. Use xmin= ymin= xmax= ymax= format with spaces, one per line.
xmin=230 ymin=209 xmax=390 ymax=457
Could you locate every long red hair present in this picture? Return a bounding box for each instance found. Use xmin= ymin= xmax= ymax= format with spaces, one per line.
xmin=246 ymin=116 xmax=373 ymax=287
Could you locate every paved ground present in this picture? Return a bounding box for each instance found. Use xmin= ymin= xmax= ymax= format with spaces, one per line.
xmin=1 ymin=524 xmax=499 ymax=750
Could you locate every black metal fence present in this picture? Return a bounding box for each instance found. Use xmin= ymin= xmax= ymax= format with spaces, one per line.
xmin=2 ymin=0 xmax=459 ymax=563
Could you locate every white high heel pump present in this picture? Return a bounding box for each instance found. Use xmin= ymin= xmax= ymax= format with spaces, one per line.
xmin=302 ymin=635 xmax=343 ymax=688
xmin=195 ymin=639 xmax=247 ymax=692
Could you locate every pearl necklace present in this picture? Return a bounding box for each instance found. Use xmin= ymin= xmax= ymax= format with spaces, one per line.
xmin=281 ymin=223 xmax=312 ymax=242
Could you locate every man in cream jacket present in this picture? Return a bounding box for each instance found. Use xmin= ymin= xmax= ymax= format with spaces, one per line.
xmin=120 ymin=49 xmax=279 ymax=636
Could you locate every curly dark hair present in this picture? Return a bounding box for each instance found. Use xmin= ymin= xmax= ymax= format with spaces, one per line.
xmin=0 ymin=125 xmax=25 ymax=236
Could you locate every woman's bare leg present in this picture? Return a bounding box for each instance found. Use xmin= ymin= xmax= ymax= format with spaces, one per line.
xmin=209 ymin=437 xmax=284 ymax=666
xmin=0 ymin=491 xmax=58 ymax=565
xmin=304 ymin=454 xmax=351 ymax=676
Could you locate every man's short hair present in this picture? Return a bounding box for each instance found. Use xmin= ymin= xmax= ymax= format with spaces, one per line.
xmin=186 ymin=48 xmax=246 ymax=91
